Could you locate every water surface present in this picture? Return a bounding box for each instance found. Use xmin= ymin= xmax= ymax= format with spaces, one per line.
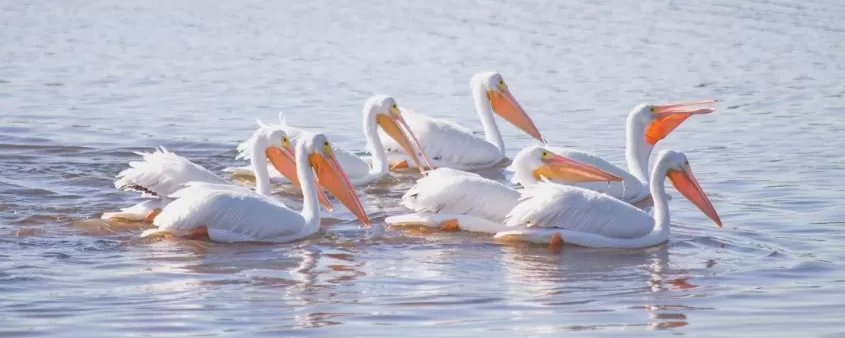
xmin=2 ymin=0 xmax=845 ymax=336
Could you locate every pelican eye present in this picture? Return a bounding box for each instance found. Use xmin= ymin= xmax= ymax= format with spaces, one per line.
xmin=541 ymin=151 xmax=549 ymax=157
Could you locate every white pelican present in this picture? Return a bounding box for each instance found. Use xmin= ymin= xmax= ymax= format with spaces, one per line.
xmin=101 ymin=127 xmax=331 ymax=222
xmin=225 ymin=95 xmax=432 ymax=186
xmin=384 ymin=146 xmax=623 ymax=233
xmin=539 ymin=100 xmax=717 ymax=203
xmin=494 ymin=150 xmax=722 ymax=249
xmin=141 ymin=133 xmax=371 ymax=243
xmin=380 ymin=71 xmax=545 ymax=171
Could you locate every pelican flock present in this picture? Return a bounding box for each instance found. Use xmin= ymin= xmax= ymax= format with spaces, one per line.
xmin=102 ymin=71 xmax=723 ymax=249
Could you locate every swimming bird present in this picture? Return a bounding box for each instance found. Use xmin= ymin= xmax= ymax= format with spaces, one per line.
xmin=142 ymin=133 xmax=371 ymax=243
xmin=225 ymin=96 xmax=432 ymax=186
xmin=494 ymin=150 xmax=722 ymax=249
xmin=540 ymin=100 xmax=717 ymax=203
xmin=380 ymin=71 xmax=545 ymax=171
xmin=384 ymin=145 xmax=623 ymax=233
xmin=101 ymin=126 xmax=331 ymax=222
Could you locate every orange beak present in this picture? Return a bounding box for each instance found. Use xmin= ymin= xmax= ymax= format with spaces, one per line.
xmin=308 ymin=151 xmax=371 ymax=227
xmin=667 ymin=164 xmax=722 ymax=228
xmin=377 ymin=113 xmax=433 ymax=172
xmin=266 ymin=146 xmax=334 ymax=212
xmin=488 ymin=89 xmax=545 ymax=144
xmin=533 ymin=154 xmax=624 ymax=183
xmin=645 ymin=100 xmax=717 ymax=145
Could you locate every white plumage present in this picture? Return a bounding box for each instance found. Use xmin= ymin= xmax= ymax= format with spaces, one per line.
xmin=379 ymin=108 xmax=505 ymax=170
xmin=225 ymin=118 xmax=367 ymax=184
xmin=503 ymin=181 xmax=654 ymax=238
xmin=379 ymin=71 xmax=545 ymax=171
xmin=495 ymin=150 xmax=723 ymax=249
xmin=541 ymin=101 xmax=716 ymax=202
xmin=101 ymin=147 xmax=229 ymax=221
xmin=104 ymin=125 xmax=296 ymax=222
xmin=225 ymin=96 xmax=429 ymax=186
xmin=143 ymin=133 xmax=371 ymax=243
xmin=384 ymin=167 xmax=519 ymax=233
xmin=385 ymin=146 xmax=624 ymax=234
xmin=143 ymin=182 xmax=308 ymax=243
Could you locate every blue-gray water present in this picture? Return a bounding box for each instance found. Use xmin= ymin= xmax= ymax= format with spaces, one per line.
xmin=2 ymin=0 xmax=845 ymax=336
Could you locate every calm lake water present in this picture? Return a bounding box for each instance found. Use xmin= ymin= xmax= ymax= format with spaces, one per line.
xmin=2 ymin=0 xmax=845 ymax=336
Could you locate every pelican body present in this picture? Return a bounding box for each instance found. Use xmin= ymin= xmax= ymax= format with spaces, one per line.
xmin=542 ymin=100 xmax=717 ymax=203
xmin=384 ymin=146 xmax=623 ymax=233
xmin=143 ymin=133 xmax=371 ymax=243
xmin=380 ymin=71 xmax=545 ymax=171
xmin=495 ymin=150 xmax=722 ymax=249
xmin=226 ymin=96 xmax=432 ymax=187
xmin=102 ymin=127 xmax=330 ymax=222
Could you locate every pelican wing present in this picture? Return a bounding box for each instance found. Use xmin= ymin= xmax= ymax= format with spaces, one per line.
xmin=379 ymin=108 xmax=504 ymax=169
xmin=115 ymin=147 xmax=227 ymax=197
xmin=150 ymin=182 xmax=306 ymax=242
xmin=400 ymin=168 xmax=520 ymax=222
xmin=504 ymin=182 xmax=655 ymax=239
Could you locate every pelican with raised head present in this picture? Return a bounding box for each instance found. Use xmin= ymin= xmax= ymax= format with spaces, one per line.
xmin=142 ymin=133 xmax=371 ymax=243
xmin=495 ymin=150 xmax=722 ymax=249
xmin=541 ymin=100 xmax=717 ymax=203
xmin=102 ymin=126 xmax=331 ymax=222
xmin=225 ymin=95 xmax=432 ymax=186
xmin=384 ymin=145 xmax=623 ymax=233
xmin=381 ymin=71 xmax=545 ymax=171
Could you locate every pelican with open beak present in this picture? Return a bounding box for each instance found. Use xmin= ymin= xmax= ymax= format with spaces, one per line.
xmin=538 ymin=100 xmax=717 ymax=203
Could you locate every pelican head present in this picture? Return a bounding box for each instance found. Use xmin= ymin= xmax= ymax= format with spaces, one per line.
xmin=261 ymin=128 xmax=334 ymax=212
xmin=472 ymin=71 xmax=545 ymax=143
xmin=301 ymin=133 xmax=371 ymax=227
xmin=510 ymin=145 xmax=624 ymax=186
xmin=365 ymin=95 xmax=433 ymax=172
xmin=628 ymin=100 xmax=717 ymax=145
xmin=660 ymin=150 xmax=722 ymax=228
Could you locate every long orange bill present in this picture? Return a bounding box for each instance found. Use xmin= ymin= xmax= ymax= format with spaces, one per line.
xmin=266 ymin=146 xmax=334 ymax=212
xmin=377 ymin=114 xmax=433 ymax=172
xmin=645 ymin=99 xmax=718 ymax=145
xmin=488 ymin=89 xmax=545 ymax=144
xmin=309 ymin=151 xmax=371 ymax=227
xmin=667 ymin=165 xmax=722 ymax=228
xmin=533 ymin=154 xmax=624 ymax=183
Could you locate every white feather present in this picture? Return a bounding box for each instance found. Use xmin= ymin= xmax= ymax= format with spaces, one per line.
xmin=384 ymin=167 xmax=518 ymax=233
xmin=379 ymin=108 xmax=504 ymax=171
xmin=228 ymin=114 xmax=373 ymax=185
xmin=114 ymin=147 xmax=227 ymax=197
xmin=504 ymin=182 xmax=654 ymax=239
xmin=147 ymin=182 xmax=308 ymax=243
xmin=103 ymin=147 xmax=230 ymax=221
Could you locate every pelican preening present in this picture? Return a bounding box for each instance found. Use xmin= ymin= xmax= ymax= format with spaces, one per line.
xmin=494 ymin=150 xmax=722 ymax=249
xmin=101 ymin=127 xmax=331 ymax=223
xmin=539 ymin=100 xmax=717 ymax=203
xmin=142 ymin=133 xmax=371 ymax=243
xmin=381 ymin=71 xmax=545 ymax=171
xmin=384 ymin=146 xmax=624 ymax=233
xmin=225 ymin=96 xmax=433 ymax=186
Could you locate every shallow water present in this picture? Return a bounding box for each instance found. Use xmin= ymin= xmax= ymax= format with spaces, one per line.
xmin=2 ymin=0 xmax=845 ymax=336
